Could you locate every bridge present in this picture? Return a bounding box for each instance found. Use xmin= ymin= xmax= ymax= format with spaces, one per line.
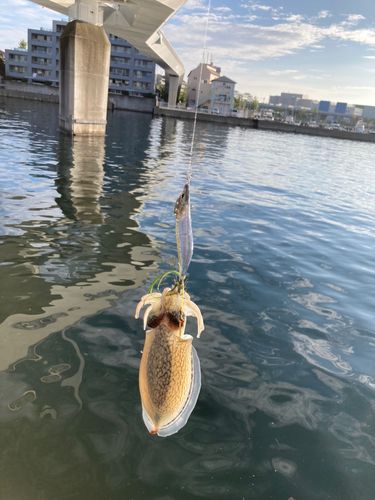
xmin=28 ymin=0 xmax=187 ymax=134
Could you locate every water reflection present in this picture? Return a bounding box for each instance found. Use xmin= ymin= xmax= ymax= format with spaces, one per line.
xmin=56 ymin=135 xmax=105 ymax=224
xmin=0 ymin=108 xmax=162 ymax=430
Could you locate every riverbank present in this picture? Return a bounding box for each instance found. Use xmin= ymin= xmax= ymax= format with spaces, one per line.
xmin=0 ymin=81 xmax=155 ymax=113
xmin=154 ymin=105 xmax=375 ymax=144
xmin=0 ymin=81 xmax=59 ymax=103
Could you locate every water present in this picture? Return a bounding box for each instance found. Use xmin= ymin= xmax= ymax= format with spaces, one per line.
xmin=1 ymin=97 xmax=375 ymax=500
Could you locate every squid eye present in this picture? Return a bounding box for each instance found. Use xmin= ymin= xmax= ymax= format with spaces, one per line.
xmin=181 ymin=193 xmax=185 ymax=199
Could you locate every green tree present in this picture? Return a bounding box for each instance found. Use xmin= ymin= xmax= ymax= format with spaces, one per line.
xmin=178 ymin=87 xmax=186 ymax=103
xmin=233 ymin=96 xmax=241 ymax=109
xmin=157 ymin=84 xmax=167 ymax=100
xmin=311 ymin=108 xmax=318 ymax=120
xmin=250 ymin=98 xmax=259 ymax=112
xmin=18 ymin=39 xmax=27 ymax=49
xmin=297 ymin=108 xmax=307 ymax=121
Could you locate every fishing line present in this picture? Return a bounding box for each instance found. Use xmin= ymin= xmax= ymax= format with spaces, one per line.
xmin=186 ymin=0 xmax=212 ymax=182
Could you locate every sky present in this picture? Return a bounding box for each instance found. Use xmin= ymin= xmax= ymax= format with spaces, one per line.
xmin=1 ymin=0 xmax=375 ymax=105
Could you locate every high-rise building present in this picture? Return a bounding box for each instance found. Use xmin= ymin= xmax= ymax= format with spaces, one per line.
xmin=5 ymin=20 xmax=156 ymax=96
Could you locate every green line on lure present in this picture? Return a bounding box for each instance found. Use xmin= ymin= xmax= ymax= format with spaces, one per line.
xmin=147 ymin=270 xmax=180 ymax=295
xmin=174 ymin=180 xmax=193 ymax=280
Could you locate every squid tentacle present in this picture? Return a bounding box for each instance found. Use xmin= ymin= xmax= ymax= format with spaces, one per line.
xmin=183 ymin=298 xmax=204 ymax=338
xmin=135 ymin=292 xmax=161 ymax=319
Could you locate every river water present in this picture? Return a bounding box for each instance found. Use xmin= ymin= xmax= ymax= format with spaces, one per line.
xmin=1 ymin=96 xmax=375 ymax=500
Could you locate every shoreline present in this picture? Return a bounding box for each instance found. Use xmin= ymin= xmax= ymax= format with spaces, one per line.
xmin=1 ymin=85 xmax=374 ymax=143
xmin=153 ymin=106 xmax=375 ymax=144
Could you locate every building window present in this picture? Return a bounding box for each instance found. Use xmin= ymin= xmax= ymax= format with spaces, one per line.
xmin=56 ymin=24 xmax=65 ymax=33
xmin=109 ymin=78 xmax=129 ymax=87
xmin=134 ymin=59 xmax=153 ymax=68
xmin=133 ymin=70 xmax=152 ymax=79
xmin=9 ymin=65 xmax=28 ymax=74
xmin=31 ymin=45 xmax=52 ymax=54
xmin=133 ymin=81 xmax=151 ymax=90
xmin=112 ymin=45 xmax=131 ymax=54
xmin=110 ymin=56 xmax=130 ymax=65
xmin=32 ymin=68 xmax=51 ymax=77
xmin=32 ymin=56 xmax=52 ymax=66
xmin=31 ymin=34 xmax=52 ymax=42
xmin=110 ymin=67 xmax=129 ymax=76
xmin=9 ymin=54 xmax=28 ymax=63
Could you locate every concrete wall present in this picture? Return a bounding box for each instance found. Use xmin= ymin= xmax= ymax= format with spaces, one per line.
xmin=154 ymin=106 xmax=375 ymax=143
xmin=0 ymin=80 xmax=155 ymax=113
xmin=0 ymin=80 xmax=59 ymax=103
xmin=108 ymin=94 xmax=155 ymax=113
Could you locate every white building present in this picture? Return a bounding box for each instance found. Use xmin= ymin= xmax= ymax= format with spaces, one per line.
xmin=210 ymin=76 xmax=236 ymax=114
xmin=186 ymin=63 xmax=236 ymax=113
xmin=186 ymin=63 xmax=220 ymax=109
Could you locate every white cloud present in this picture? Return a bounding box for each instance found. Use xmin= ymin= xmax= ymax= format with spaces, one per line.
xmin=252 ymin=5 xmax=272 ymax=11
xmin=268 ymin=70 xmax=298 ymax=76
xmin=364 ymin=56 xmax=375 ymax=59
xmin=214 ymin=6 xmax=232 ymax=12
xmin=180 ymin=0 xmax=206 ymax=10
xmin=286 ymin=15 xmax=305 ymax=23
xmin=317 ymin=10 xmax=332 ymax=19
xmin=327 ymin=25 xmax=375 ymax=46
xmin=347 ymin=14 xmax=365 ymax=23
xmin=340 ymin=14 xmax=365 ymax=27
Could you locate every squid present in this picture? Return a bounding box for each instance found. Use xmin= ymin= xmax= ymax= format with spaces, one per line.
xmin=135 ymin=287 xmax=204 ymax=437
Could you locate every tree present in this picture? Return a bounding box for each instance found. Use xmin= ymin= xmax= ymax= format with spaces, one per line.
xmin=0 ymin=58 xmax=5 ymax=78
xmin=233 ymin=96 xmax=241 ymax=109
xmin=250 ymin=97 xmax=259 ymax=112
xmin=297 ymin=108 xmax=307 ymax=121
xmin=178 ymin=87 xmax=186 ymax=103
xmin=18 ymin=39 xmax=27 ymax=49
xmin=157 ymin=84 xmax=167 ymax=100
xmin=311 ymin=108 xmax=318 ymax=120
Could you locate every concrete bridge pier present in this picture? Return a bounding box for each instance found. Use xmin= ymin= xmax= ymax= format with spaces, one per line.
xmin=167 ymin=75 xmax=179 ymax=107
xmin=59 ymin=20 xmax=110 ymax=135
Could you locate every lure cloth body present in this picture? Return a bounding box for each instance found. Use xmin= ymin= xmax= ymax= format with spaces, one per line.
xmin=135 ymin=288 xmax=204 ymax=437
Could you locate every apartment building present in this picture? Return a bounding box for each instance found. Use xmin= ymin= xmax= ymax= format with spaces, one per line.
xmin=5 ymin=20 xmax=155 ymax=96
xmin=186 ymin=63 xmax=221 ymax=108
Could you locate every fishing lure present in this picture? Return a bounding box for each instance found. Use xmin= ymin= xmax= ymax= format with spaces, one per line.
xmin=174 ymin=181 xmax=193 ymax=279
xmin=135 ymin=287 xmax=204 ymax=437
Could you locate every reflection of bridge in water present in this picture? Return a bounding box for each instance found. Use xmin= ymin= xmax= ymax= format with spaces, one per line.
xmin=0 ymin=110 xmax=161 ymax=377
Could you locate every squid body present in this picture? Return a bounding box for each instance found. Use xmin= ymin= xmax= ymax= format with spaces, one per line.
xmin=135 ymin=287 xmax=204 ymax=437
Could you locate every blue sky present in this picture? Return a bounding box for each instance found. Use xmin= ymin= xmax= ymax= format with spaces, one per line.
xmin=1 ymin=0 xmax=375 ymax=105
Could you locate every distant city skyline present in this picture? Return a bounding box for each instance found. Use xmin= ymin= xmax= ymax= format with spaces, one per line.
xmin=1 ymin=0 xmax=375 ymax=105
